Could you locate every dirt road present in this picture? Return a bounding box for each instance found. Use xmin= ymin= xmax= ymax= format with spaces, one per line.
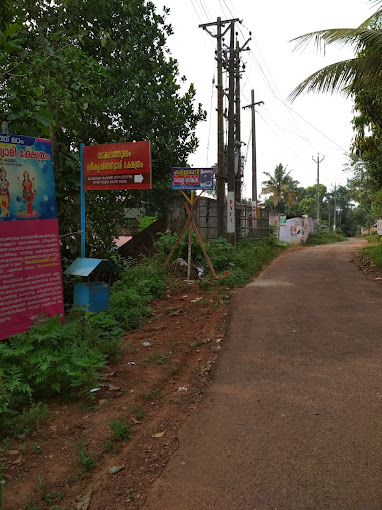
xmin=143 ymin=239 xmax=382 ymax=510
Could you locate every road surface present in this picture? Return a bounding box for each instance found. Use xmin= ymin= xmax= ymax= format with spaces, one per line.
xmin=143 ymin=239 xmax=382 ymax=510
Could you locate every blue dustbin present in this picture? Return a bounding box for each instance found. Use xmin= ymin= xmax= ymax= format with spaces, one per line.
xmin=65 ymin=258 xmax=119 ymax=313
xmin=74 ymin=282 xmax=110 ymax=312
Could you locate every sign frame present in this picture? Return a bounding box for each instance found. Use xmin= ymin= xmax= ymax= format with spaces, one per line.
xmin=172 ymin=167 xmax=214 ymax=191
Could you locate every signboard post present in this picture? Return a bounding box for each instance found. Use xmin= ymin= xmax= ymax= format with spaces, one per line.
xmin=0 ymin=133 xmax=64 ymax=340
xmin=164 ymin=168 xmax=216 ymax=279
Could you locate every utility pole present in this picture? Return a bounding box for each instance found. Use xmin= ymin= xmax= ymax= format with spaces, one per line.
xmin=243 ymin=90 xmax=264 ymax=206
xmin=312 ymin=153 xmax=325 ymax=228
xmin=227 ymin=21 xmax=236 ymax=245
xmin=199 ymin=17 xmax=239 ymax=238
xmin=234 ymin=40 xmax=241 ymax=207
xmin=333 ymin=184 xmax=337 ymax=232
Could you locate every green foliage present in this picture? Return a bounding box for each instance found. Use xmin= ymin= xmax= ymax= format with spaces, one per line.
xmin=22 ymin=502 xmax=40 ymax=510
xmin=306 ymin=232 xmax=347 ymax=245
xmin=104 ymin=419 xmax=133 ymax=452
xmin=0 ymin=258 xmax=168 ymax=439
xmin=143 ymin=384 xmax=163 ymax=402
xmin=205 ymin=237 xmax=286 ymax=288
xmin=1 ymin=0 xmax=206 ymax=261
xmin=36 ymin=476 xmax=64 ymax=504
xmin=130 ymin=405 xmax=147 ymax=420
xmin=138 ymin=215 xmax=158 ymax=232
xmin=144 ymin=352 xmax=172 ymax=366
xmin=109 ymin=419 xmax=133 ymax=440
xmin=361 ymin=241 xmax=382 ymax=268
xmin=78 ymin=442 xmax=96 ymax=472
xmin=261 ymin=163 xmax=300 ymax=212
xmin=201 ymin=237 xmax=235 ymax=272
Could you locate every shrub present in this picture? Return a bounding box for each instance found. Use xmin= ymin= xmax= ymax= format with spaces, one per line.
xmin=306 ymin=232 xmax=347 ymax=245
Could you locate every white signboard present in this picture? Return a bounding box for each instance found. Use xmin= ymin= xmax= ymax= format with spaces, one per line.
xmin=377 ymin=219 xmax=382 ymax=235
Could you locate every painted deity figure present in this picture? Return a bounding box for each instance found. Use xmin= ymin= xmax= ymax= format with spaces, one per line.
xmin=18 ymin=170 xmax=37 ymax=215
xmin=0 ymin=167 xmax=10 ymax=217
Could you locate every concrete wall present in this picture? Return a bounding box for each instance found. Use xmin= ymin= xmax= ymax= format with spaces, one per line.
xmin=279 ymin=216 xmax=314 ymax=244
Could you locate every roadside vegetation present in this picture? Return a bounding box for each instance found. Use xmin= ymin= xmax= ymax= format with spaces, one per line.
xmin=360 ymin=235 xmax=382 ymax=269
xmin=306 ymin=231 xmax=347 ymax=245
xmin=0 ymin=233 xmax=286 ymax=441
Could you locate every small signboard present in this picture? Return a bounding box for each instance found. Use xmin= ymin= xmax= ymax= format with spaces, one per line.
xmin=377 ymin=219 xmax=382 ymax=235
xmin=280 ymin=215 xmax=287 ymax=226
xmin=0 ymin=133 xmax=64 ymax=340
xmin=83 ymin=141 xmax=151 ymax=190
xmin=172 ymin=167 xmax=213 ymax=190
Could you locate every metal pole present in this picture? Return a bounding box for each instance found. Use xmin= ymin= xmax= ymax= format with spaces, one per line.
xmin=80 ymin=143 xmax=85 ymax=258
xmin=216 ymin=18 xmax=225 ymax=238
xmin=251 ymin=90 xmax=257 ymax=206
xmin=227 ymin=22 xmax=236 ymax=245
xmin=235 ymin=40 xmax=242 ymax=206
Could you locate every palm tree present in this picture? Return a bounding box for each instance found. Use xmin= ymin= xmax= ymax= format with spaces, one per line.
xmin=261 ymin=164 xmax=300 ymax=212
xmin=289 ymin=0 xmax=382 ymax=101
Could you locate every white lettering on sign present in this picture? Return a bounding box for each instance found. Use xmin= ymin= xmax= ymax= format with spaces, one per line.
xmin=227 ymin=192 xmax=235 ymax=233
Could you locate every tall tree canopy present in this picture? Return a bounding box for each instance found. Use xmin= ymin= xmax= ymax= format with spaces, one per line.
xmin=288 ymin=0 xmax=382 ymax=100
xmin=261 ymin=164 xmax=300 ymax=212
xmin=0 ymin=0 xmax=206 ymax=260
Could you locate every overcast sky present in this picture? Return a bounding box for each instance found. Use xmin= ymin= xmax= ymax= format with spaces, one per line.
xmin=152 ymin=0 xmax=374 ymax=199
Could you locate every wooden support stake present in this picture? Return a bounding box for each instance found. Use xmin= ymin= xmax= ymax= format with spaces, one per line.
xmin=184 ymin=202 xmax=217 ymax=279
xmin=163 ymin=214 xmax=192 ymax=269
xmin=164 ymin=191 xmax=216 ymax=279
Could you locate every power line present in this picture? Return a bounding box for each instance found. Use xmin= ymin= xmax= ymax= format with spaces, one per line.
xmin=277 ymin=99 xmax=348 ymax=152
xmin=199 ymin=0 xmax=211 ymax=21
xmin=190 ymin=0 xmax=203 ymax=24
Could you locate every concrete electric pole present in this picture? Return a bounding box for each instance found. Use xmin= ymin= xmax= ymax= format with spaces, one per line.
xmin=199 ymin=17 xmax=239 ymax=238
xmin=243 ymin=90 xmax=264 ymax=206
xmin=312 ymin=153 xmax=325 ymax=227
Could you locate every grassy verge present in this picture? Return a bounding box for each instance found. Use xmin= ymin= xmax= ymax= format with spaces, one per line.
xmin=0 ymin=259 xmax=168 ymax=437
xmin=360 ymin=241 xmax=382 ymax=269
xmin=306 ymin=231 xmax=347 ymax=245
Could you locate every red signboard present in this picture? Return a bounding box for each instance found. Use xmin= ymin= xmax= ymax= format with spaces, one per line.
xmin=82 ymin=141 xmax=151 ymax=190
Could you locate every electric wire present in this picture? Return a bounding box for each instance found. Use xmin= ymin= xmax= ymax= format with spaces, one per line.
xmin=257 ymin=111 xmax=306 ymax=164
xmin=199 ymin=0 xmax=211 ymax=21
xmin=218 ymin=0 xmax=229 ymax=18
xmin=190 ymin=0 xmax=203 ymax=25
xmin=276 ymin=98 xmax=348 ymax=152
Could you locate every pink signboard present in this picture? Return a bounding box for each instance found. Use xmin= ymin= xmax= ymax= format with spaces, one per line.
xmin=0 ymin=133 xmax=64 ymax=340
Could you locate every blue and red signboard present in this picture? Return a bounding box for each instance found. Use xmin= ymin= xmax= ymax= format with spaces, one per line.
xmin=172 ymin=167 xmax=214 ymax=191
xmin=0 ymin=133 xmax=64 ymax=340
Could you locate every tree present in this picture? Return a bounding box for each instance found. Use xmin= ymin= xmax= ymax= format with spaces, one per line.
xmin=1 ymin=0 xmax=206 ymax=260
xmin=261 ymin=164 xmax=300 ymax=212
xmin=288 ymin=1 xmax=382 ymax=101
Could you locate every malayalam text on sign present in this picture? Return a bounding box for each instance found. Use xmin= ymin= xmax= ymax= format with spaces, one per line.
xmin=172 ymin=168 xmax=214 ymax=190
xmin=0 ymin=133 xmax=64 ymax=340
xmin=83 ymin=141 xmax=151 ymax=190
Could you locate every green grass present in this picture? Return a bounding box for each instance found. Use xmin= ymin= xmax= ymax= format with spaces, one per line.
xmin=109 ymin=420 xmax=133 ymax=440
xmin=78 ymin=442 xmax=96 ymax=472
xmin=361 ymin=242 xmax=382 ymax=269
xmin=306 ymin=231 xmax=347 ymax=245
xmin=144 ymin=352 xmax=172 ymax=366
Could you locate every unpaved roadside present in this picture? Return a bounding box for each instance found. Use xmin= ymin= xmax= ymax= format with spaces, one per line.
xmin=143 ymin=238 xmax=382 ymax=510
